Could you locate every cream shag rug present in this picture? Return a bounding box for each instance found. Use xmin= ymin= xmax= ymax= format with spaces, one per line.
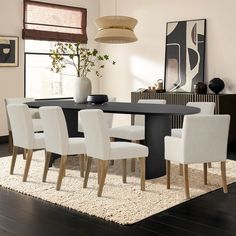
xmin=0 ymin=151 xmax=236 ymax=225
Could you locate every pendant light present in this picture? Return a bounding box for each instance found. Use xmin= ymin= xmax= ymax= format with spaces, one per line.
xmin=94 ymin=0 xmax=138 ymax=44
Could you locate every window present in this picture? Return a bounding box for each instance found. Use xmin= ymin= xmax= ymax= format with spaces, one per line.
xmin=25 ymin=40 xmax=76 ymax=99
xmin=23 ymin=1 xmax=87 ymax=99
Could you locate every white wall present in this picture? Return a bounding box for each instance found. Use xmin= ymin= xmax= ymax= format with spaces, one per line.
xmin=1 ymin=0 xmax=236 ymax=134
xmin=0 ymin=0 xmax=99 ymax=136
xmin=99 ymin=0 xmax=236 ymax=125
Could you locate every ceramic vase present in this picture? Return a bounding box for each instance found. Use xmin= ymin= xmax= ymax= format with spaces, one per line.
xmin=209 ymin=78 xmax=225 ymax=94
xmin=74 ymin=77 xmax=91 ymax=103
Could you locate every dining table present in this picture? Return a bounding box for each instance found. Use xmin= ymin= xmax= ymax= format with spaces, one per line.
xmin=27 ymin=99 xmax=200 ymax=179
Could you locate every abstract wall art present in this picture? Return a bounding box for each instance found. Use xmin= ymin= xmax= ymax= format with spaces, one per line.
xmin=0 ymin=36 xmax=19 ymax=67
xmin=164 ymin=19 xmax=206 ymax=92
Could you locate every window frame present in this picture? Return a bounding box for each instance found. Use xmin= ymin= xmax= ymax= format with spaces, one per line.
xmin=24 ymin=50 xmax=74 ymax=100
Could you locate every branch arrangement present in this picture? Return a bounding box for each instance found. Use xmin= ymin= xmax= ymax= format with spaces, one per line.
xmin=50 ymin=42 xmax=115 ymax=78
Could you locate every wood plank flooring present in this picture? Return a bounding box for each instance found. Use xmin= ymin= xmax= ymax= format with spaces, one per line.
xmin=0 ymin=144 xmax=236 ymax=236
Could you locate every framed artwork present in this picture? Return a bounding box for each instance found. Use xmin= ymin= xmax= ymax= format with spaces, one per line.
xmin=0 ymin=36 xmax=19 ymax=67
xmin=164 ymin=19 xmax=206 ymax=92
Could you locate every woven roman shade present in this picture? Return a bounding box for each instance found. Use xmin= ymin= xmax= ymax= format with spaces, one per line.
xmin=22 ymin=0 xmax=87 ymax=43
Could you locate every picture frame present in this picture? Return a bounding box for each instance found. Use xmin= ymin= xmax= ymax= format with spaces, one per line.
xmin=164 ymin=19 xmax=206 ymax=92
xmin=0 ymin=36 xmax=19 ymax=67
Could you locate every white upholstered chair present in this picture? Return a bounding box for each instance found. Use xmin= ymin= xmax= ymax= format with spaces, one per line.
xmin=79 ymin=109 xmax=149 ymax=197
xmin=109 ymin=99 xmax=166 ymax=171
xmin=78 ymin=97 xmax=116 ymax=132
xmin=171 ymin=102 xmax=215 ymax=138
xmin=7 ymin=104 xmax=45 ymax=182
xmin=5 ymin=97 xmax=42 ymax=152
xmin=39 ymin=106 xmax=86 ymax=190
xmin=165 ymin=115 xmax=230 ymax=199
xmin=171 ymin=102 xmax=216 ymax=172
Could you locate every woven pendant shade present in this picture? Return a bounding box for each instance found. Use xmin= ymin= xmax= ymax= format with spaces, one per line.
xmin=95 ymin=16 xmax=138 ymax=44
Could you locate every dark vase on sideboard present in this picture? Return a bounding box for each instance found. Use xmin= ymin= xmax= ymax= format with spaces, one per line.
xmin=209 ymin=78 xmax=225 ymax=94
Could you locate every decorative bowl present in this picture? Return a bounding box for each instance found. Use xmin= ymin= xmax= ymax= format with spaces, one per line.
xmin=87 ymin=94 xmax=108 ymax=104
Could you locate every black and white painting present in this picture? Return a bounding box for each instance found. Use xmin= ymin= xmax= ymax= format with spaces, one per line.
xmin=164 ymin=19 xmax=206 ymax=92
xmin=0 ymin=36 xmax=19 ymax=67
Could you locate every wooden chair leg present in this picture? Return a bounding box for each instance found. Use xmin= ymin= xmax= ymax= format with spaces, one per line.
xmin=42 ymin=152 xmax=51 ymax=182
xmin=208 ymin=162 xmax=212 ymax=168
xmin=166 ymin=160 xmax=171 ymax=189
xmin=183 ymin=164 xmax=190 ymax=199
xmin=23 ymin=149 xmax=27 ymax=160
xmin=179 ymin=164 xmax=183 ymax=176
xmin=203 ymin=163 xmax=207 ymax=185
xmin=56 ymin=155 xmax=67 ymax=191
xmin=97 ymin=160 xmax=109 ymax=197
xmin=110 ymin=138 xmax=115 ymax=166
xmin=221 ymin=161 xmax=228 ymax=193
xmin=83 ymin=157 xmax=92 ymax=188
xmin=110 ymin=160 xmax=115 ymax=166
xmin=79 ymin=154 xmax=85 ymax=177
xmin=131 ymin=140 xmax=139 ymax=172
xmin=10 ymin=146 xmax=18 ymax=175
xmin=8 ymin=131 xmax=13 ymax=153
xmin=139 ymin=157 xmax=146 ymax=191
xmin=97 ymin=159 xmax=101 ymax=185
xmin=122 ymin=159 xmax=127 ymax=183
xmin=23 ymin=149 xmax=33 ymax=182
xmin=131 ymin=159 xmax=136 ymax=172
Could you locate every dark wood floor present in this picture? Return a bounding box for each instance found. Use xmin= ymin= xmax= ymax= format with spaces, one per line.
xmin=0 ymin=143 xmax=236 ymax=236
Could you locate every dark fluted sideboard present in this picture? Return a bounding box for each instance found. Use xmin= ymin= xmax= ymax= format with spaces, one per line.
xmin=131 ymin=92 xmax=236 ymax=148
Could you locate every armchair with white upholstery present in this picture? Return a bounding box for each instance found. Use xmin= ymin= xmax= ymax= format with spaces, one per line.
xmin=171 ymin=102 xmax=215 ymax=138
xmin=171 ymin=102 xmax=216 ymax=171
xmin=165 ymin=115 xmax=230 ymax=199
xmin=79 ymin=109 xmax=149 ymax=197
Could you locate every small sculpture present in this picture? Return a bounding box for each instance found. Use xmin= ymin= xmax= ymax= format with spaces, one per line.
xmin=194 ymin=82 xmax=207 ymax=94
xmin=155 ymin=79 xmax=165 ymax=92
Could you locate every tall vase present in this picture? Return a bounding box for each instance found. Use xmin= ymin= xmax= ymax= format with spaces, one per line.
xmin=74 ymin=77 xmax=92 ymax=103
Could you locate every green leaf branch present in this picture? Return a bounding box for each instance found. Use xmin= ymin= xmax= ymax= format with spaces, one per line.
xmin=50 ymin=41 xmax=115 ymax=78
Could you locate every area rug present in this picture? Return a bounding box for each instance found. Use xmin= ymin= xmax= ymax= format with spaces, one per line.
xmin=0 ymin=151 xmax=235 ymax=225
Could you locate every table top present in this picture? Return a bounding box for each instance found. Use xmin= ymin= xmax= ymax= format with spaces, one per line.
xmin=28 ymin=99 xmax=200 ymax=115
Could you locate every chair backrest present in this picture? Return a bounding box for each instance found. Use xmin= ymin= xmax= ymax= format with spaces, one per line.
xmin=105 ymin=97 xmax=116 ymax=128
xmin=4 ymin=97 xmax=36 ymax=131
xmin=186 ymin=102 xmax=215 ymax=115
xmin=7 ymin=104 xmax=34 ymax=149
xmin=39 ymin=106 xmax=69 ymax=155
xmin=79 ymin=109 xmax=110 ymax=160
xmin=135 ymin=99 xmax=166 ymax=125
xmin=78 ymin=97 xmax=116 ymax=132
xmin=182 ymin=115 xmax=230 ymax=164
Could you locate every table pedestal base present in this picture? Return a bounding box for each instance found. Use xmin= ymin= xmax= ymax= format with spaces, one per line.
xmin=145 ymin=115 xmax=171 ymax=179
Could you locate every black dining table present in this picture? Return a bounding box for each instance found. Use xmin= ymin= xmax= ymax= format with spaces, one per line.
xmin=27 ymin=99 xmax=200 ymax=179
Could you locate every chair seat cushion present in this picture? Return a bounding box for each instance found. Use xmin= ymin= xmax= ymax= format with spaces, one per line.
xmin=110 ymin=142 xmax=148 ymax=160
xmin=68 ymin=138 xmax=86 ymax=155
xmin=171 ymin=128 xmax=182 ymax=138
xmin=109 ymin=125 xmax=144 ymax=141
xmin=33 ymin=133 xmax=45 ymax=149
